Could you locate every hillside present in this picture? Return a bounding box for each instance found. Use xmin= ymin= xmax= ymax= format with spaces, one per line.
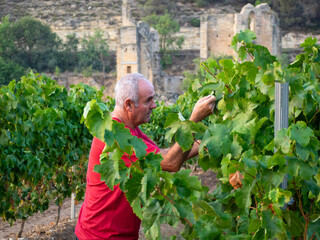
xmin=1 ymin=0 xmax=319 ymax=33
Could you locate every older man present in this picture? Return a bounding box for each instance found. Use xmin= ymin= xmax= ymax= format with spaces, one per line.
xmin=75 ymin=73 xmax=216 ymax=240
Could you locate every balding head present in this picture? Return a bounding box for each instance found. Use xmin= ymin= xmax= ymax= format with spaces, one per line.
xmin=115 ymin=73 xmax=150 ymax=108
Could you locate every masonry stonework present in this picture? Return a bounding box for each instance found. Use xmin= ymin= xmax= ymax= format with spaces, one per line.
xmin=116 ymin=0 xmax=180 ymax=100
xmin=3 ymin=0 xmax=318 ymax=101
xmin=200 ymin=3 xmax=281 ymax=59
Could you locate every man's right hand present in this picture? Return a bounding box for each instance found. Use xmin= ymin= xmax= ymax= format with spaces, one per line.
xmin=189 ymin=95 xmax=216 ymax=123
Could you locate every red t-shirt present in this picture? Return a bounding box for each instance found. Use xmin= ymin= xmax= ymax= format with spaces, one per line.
xmin=75 ymin=118 xmax=160 ymax=240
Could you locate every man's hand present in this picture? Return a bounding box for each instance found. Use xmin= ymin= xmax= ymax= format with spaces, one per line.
xmin=189 ymin=95 xmax=216 ymax=123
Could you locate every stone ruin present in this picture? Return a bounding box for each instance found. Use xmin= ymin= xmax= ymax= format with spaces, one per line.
xmin=200 ymin=3 xmax=281 ymax=59
xmin=117 ymin=0 xmax=183 ymax=102
xmin=117 ymin=1 xmax=281 ymax=101
xmin=53 ymin=1 xmax=283 ymax=102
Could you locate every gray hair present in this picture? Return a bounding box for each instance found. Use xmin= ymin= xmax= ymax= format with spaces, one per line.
xmin=115 ymin=73 xmax=148 ymax=107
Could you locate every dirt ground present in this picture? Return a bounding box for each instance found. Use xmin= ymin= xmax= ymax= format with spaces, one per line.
xmin=0 ymin=168 xmax=218 ymax=240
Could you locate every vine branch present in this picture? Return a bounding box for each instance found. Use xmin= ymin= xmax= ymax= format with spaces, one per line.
xmin=128 ymin=150 xmax=194 ymax=227
xmin=293 ymin=177 xmax=306 ymax=220
xmin=200 ymin=62 xmax=233 ymax=93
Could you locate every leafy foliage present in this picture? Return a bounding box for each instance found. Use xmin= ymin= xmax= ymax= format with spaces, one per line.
xmin=143 ymin=12 xmax=184 ymax=52
xmin=79 ymin=29 xmax=110 ymax=78
xmin=142 ymin=12 xmax=184 ymax=68
xmin=82 ymin=30 xmax=320 ymax=239
xmin=0 ymin=16 xmax=114 ymax=84
xmin=0 ymin=72 xmax=105 ymax=224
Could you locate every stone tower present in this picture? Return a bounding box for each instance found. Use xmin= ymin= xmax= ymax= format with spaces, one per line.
xmin=117 ymin=0 xmax=139 ymax=79
xmin=116 ymin=0 xmax=161 ymax=87
xmin=200 ymin=3 xmax=281 ymax=59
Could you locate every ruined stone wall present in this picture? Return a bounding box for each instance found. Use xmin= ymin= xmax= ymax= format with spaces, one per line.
xmin=201 ymin=3 xmax=281 ymax=59
xmin=235 ymin=3 xmax=281 ymax=56
xmin=1 ymin=0 xmax=317 ymax=56
xmin=206 ymin=14 xmax=235 ymax=57
xmin=2 ymin=0 xmax=320 ymax=103
xmin=136 ymin=21 xmax=160 ymax=85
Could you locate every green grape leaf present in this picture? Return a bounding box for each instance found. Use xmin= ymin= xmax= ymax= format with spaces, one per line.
xmin=287 ymin=157 xmax=300 ymax=177
xmin=0 ymin=129 xmax=9 ymax=145
xmin=82 ymin=99 xmax=111 ymax=141
xmin=236 ymin=29 xmax=257 ymax=45
xmin=296 ymin=143 xmax=310 ymax=161
xmin=146 ymin=221 xmax=161 ymax=240
xmin=299 ymin=162 xmax=315 ymax=180
xmin=164 ymin=113 xmax=179 ymax=128
xmin=290 ymin=121 xmax=314 ymax=147
xmin=300 ymin=37 xmax=318 ymax=48
xmin=249 ymin=219 xmax=262 ymax=234
xmin=274 ymin=128 xmax=291 ymax=154
xmin=94 ymin=159 xmax=117 ymax=190
xmin=112 ymin=121 xmax=134 ymax=150
xmin=192 ymin=200 xmax=215 ymax=220
xmin=230 ymin=137 xmax=242 ymax=159
xmin=124 ymin=171 xmax=143 ymax=202
xmin=94 ymin=147 xmax=124 ymax=190
xmin=221 ymin=154 xmax=231 ymax=177
xmin=261 ymin=210 xmax=286 ymax=239
xmin=129 ymin=136 xmax=147 ymax=159
xmin=141 ymin=168 xmax=159 ymax=202
xmin=253 ymin=45 xmax=276 ymax=70
xmin=234 ymin=181 xmax=254 ymax=212
xmin=160 ymin=202 xmax=180 ymax=227
xmin=283 ymin=211 xmax=304 ymax=237
xmin=267 ymin=153 xmax=286 ymax=169
xmin=165 ymin=115 xmax=200 ymax=152
xmin=131 ymin=197 xmax=143 ymax=219
xmin=173 ymin=169 xmax=202 ymax=199
xmin=194 ymin=215 xmax=220 ymax=239
xmin=175 ymin=124 xmax=194 ymax=152
xmin=142 ymin=199 xmax=161 ymax=232
xmin=145 ymin=152 xmax=162 ymax=172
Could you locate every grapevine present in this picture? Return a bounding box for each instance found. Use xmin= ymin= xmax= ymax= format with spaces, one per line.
xmin=0 ymin=72 xmax=106 ymax=232
xmin=82 ymin=30 xmax=320 ymax=239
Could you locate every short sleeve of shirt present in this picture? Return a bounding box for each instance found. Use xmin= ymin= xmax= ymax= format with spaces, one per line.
xmin=118 ymin=119 xmax=161 ymax=167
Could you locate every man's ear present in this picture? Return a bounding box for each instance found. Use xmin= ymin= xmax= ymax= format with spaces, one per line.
xmin=124 ymin=99 xmax=134 ymax=112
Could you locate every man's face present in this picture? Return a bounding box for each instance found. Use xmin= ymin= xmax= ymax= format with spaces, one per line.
xmin=131 ymin=79 xmax=157 ymax=127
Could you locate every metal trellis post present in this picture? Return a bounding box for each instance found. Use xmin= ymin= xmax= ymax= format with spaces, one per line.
xmin=274 ymin=82 xmax=289 ymax=189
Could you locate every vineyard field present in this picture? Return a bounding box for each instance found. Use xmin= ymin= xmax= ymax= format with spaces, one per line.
xmin=0 ymin=169 xmax=217 ymax=239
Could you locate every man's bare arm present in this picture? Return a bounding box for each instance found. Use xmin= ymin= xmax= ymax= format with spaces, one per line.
xmin=159 ymin=95 xmax=215 ymax=172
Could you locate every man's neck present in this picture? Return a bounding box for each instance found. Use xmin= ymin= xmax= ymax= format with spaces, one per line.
xmin=111 ymin=107 xmax=136 ymax=129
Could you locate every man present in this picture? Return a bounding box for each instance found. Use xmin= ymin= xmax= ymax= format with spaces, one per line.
xmin=75 ymin=73 xmax=216 ymax=239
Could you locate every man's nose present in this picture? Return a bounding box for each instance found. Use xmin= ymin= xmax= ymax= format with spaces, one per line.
xmin=151 ymin=100 xmax=157 ymax=109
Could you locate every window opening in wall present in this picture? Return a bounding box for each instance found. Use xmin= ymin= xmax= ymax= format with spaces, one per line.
xmin=248 ymin=11 xmax=255 ymax=31
xmin=127 ymin=66 xmax=131 ymax=73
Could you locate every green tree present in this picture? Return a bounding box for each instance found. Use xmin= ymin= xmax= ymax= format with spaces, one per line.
xmin=0 ymin=57 xmax=25 ymax=86
xmin=10 ymin=16 xmax=61 ymax=72
xmin=143 ymin=12 xmax=184 ymax=52
xmin=79 ymin=29 xmax=110 ymax=78
xmin=60 ymin=33 xmax=80 ymax=72
xmin=0 ymin=16 xmax=26 ymax=85
xmin=0 ymin=16 xmax=15 ymax=60
xmin=143 ymin=12 xmax=184 ymax=67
